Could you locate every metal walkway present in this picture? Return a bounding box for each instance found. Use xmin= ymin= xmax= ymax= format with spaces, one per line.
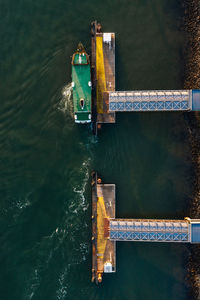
xmin=109 ymin=219 xmax=190 ymax=242
xmin=108 ymin=90 xmax=200 ymax=112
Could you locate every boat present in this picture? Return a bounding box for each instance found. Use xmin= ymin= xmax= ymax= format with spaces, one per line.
xmin=71 ymin=43 xmax=92 ymax=123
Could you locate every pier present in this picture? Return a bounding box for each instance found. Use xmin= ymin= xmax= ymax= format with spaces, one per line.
xmin=90 ymin=21 xmax=200 ymax=284
xmin=91 ymin=172 xmax=116 ymax=284
xmin=91 ymin=173 xmax=200 ymax=283
xmin=91 ymin=22 xmax=200 ymax=134
xmin=91 ymin=21 xmax=116 ymax=134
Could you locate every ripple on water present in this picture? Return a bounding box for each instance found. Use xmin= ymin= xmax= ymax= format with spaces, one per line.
xmin=23 ymin=157 xmax=91 ymax=299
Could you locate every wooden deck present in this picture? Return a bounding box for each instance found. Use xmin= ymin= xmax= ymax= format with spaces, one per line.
xmin=91 ymin=172 xmax=116 ymax=284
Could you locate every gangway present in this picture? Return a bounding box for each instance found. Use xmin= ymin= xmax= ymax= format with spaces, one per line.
xmin=110 ymin=218 xmax=191 ymax=243
xmin=108 ymin=90 xmax=200 ymax=112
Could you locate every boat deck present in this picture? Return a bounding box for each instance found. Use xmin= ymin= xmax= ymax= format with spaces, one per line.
xmin=72 ymin=64 xmax=91 ymax=109
xmin=91 ymin=173 xmax=116 ymax=284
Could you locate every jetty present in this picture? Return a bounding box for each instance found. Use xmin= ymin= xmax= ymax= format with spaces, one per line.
xmin=91 ymin=21 xmax=116 ymax=134
xmin=90 ymin=21 xmax=200 ymax=134
xmin=91 ymin=173 xmax=200 ymax=284
xmin=89 ymin=21 xmax=200 ymax=284
xmin=91 ymin=172 xmax=116 ymax=284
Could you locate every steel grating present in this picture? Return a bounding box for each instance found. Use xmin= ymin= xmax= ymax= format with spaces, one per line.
xmin=109 ymin=220 xmax=190 ymax=242
xmin=108 ymin=90 xmax=192 ymax=112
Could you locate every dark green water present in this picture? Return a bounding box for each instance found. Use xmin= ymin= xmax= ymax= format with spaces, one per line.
xmin=0 ymin=0 xmax=192 ymax=299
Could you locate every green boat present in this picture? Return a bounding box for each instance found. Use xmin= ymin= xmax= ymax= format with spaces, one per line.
xmin=71 ymin=43 xmax=92 ymax=123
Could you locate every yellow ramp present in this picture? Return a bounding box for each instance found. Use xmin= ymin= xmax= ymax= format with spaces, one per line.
xmin=97 ymin=196 xmax=107 ymax=262
xmin=96 ymin=36 xmax=106 ymax=113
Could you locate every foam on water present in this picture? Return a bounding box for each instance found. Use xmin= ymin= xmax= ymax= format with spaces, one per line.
xmin=14 ymin=191 xmax=33 ymax=215
xmin=56 ymin=267 xmax=68 ymax=300
xmin=0 ymin=190 xmax=33 ymax=221
xmin=24 ymin=157 xmax=91 ymax=299
xmin=72 ymin=158 xmax=90 ymax=212
xmin=26 ymin=268 xmax=40 ymax=300
xmin=58 ymin=83 xmax=73 ymax=117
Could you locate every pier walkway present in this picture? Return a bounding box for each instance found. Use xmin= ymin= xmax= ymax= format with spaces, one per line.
xmin=108 ymin=90 xmax=200 ymax=112
xmin=110 ymin=219 xmax=190 ymax=242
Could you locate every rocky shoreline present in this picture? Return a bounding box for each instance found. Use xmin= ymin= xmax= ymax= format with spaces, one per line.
xmin=184 ymin=0 xmax=200 ymax=90
xmin=183 ymin=1 xmax=200 ymax=298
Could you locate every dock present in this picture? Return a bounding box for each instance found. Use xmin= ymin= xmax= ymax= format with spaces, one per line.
xmin=91 ymin=172 xmax=116 ymax=284
xmin=89 ymin=21 xmax=200 ymax=284
xmin=91 ymin=174 xmax=200 ymax=283
xmin=91 ymin=21 xmax=115 ymax=134
xmin=90 ymin=22 xmax=200 ymax=134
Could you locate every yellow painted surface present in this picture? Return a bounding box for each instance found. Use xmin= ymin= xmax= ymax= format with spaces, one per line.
xmin=97 ymin=196 xmax=107 ymax=270
xmin=96 ymin=36 xmax=106 ymax=113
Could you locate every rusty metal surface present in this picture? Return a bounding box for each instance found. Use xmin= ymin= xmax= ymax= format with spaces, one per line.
xmin=91 ymin=21 xmax=116 ymax=134
xmin=91 ymin=173 xmax=116 ymax=284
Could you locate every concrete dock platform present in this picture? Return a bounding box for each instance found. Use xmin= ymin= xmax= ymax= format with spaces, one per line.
xmin=91 ymin=21 xmax=115 ymax=134
xmin=91 ymin=172 xmax=116 ymax=284
xmin=91 ymin=174 xmax=200 ymax=284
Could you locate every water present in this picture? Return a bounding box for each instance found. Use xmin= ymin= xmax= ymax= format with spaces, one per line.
xmin=0 ymin=0 xmax=192 ymax=299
